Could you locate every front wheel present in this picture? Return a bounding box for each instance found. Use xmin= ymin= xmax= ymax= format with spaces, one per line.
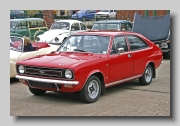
xmin=139 ymin=65 xmax=153 ymax=85
xmin=80 ymin=76 xmax=101 ymax=103
xmin=29 ymin=87 xmax=46 ymax=95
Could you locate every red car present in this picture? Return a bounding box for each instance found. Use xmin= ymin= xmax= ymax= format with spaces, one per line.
xmin=16 ymin=31 xmax=163 ymax=103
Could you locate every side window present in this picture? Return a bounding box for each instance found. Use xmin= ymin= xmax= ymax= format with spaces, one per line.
xmin=127 ymin=35 xmax=148 ymax=51
xmin=37 ymin=21 xmax=46 ymax=27
xmin=125 ymin=23 xmax=132 ymax=30
xmin=71 ymin=23 xmax=80 ymax=31
xmin=121 ymin=23 xmax=126 ymax=30
xmin=29 ymin=21 xmax=38 ymax=28
xmin=111 ymin=36 xmax=128 ymax=55
xmin=114 ymin=10 xmax=117 ymax=12
xmin=16 ymin=21 xmax=28 ymax=29
xmin=80 ymin=23 xmax=87 ymax=30
xmin=110 ymin=10 xmax=113 ymax=12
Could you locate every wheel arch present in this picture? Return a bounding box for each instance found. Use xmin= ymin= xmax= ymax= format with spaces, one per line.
xmin=80 ymin=70 xmax=106 ymax=95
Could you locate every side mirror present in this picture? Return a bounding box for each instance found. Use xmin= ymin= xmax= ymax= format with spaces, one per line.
xmin=117 ymin=48 xmax=124 ymax=54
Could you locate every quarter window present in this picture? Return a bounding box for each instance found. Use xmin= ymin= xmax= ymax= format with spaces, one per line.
xmin=80 ymin=23 xmax=86 ymax=30
xmin=127 ymin=35 xmax=148 ymax=51
xmin=71 ymin=23 xmax=80 ymax=31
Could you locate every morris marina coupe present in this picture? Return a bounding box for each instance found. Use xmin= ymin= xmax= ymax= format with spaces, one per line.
xmin=15 ymin=31 xmax=163 ymax=103
xmin=10 ymin=36 xmax=59 ymax=78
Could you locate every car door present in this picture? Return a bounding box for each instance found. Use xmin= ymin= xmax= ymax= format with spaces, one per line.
xmin=70 ymin=23 xmax=81 ymax=34
xmin=126 ymin=35 xmax=150 ymax=76
xmin=108 ymin=35 xmax=133 ymax=83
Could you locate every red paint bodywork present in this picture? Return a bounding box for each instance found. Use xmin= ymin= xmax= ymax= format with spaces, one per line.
xmin=16 ymin=31 xmax=163 ymax=93
xmin=11 ymin=41 xmax=50 ymax=50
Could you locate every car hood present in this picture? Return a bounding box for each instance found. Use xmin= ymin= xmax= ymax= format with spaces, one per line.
xmin=39 ymin=29 xmax=69 ymax=43
xmin=18 ymin=52 xmax=102 ymax=69
xmin=95 ymin=12 xmax=109 ymax=15
xmin=132 ymin=12 xmax=170 ymax=41
xmin=10 ymin=50 xmax=21 ymax=63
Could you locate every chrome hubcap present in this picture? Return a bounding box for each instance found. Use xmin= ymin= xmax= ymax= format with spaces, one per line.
xmin=88 ymin=80 xmax=99 ymax=99
xmin=145 ymin=67 xmax=152 ymax=82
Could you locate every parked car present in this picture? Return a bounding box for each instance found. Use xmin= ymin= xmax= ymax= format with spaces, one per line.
xmin=71 ymin=10 xmax=97 ymax=21
xmin=10 ymin=36 xmax=59 ymax=78
xmin=10 ymin=18 xmax=48 ymax=41
xmin=10 ymin=10 xmax=27 ymax=19
xmin=91 ymin=20 xmax=133 ymax=31
xmin=36 ymin=20 xmax=88 ymax=45
xmin=94 ymin=10 xmax=117 ymax=19
xmin=15 ymin=31 xmax=163 ymax=103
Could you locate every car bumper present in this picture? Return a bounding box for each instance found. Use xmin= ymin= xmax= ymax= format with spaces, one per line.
xmin=15 ymin=75 xmax=79 ymax=85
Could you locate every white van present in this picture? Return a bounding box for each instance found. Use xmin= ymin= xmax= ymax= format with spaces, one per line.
xmin=94 ymin=10 xmax=117 ymax=19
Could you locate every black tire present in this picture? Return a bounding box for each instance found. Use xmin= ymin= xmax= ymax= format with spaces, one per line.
xmin=139 ymin=65 xmax=153 ymax=86
xmin=29 ymin=87 xmax=46 ymax=95
xmin=80 ymin=76 xmax=101 ymax=103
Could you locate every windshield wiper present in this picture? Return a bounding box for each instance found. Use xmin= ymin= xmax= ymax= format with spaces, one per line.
xmin=73 ymin=49 xmax=87 ymax=52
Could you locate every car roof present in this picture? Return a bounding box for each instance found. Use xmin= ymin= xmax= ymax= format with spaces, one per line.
xmin=55 ymin=19 xmax=83 ymax=23
xmin=94 ymin=20 xmax=131 ymax=24
xmin=72 ymin=31 xmax=139 ymax=36
xmin=10 ymin=18 xmax=44 ymax=21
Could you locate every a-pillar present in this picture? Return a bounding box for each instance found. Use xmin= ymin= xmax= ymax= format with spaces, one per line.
xmin=42 ymin=10 xmax=54 ymax=29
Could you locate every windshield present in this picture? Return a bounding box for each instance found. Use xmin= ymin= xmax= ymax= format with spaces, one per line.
xmin=58 ymin=35 xmax=111 ymax=54
xmin=92 ymin=23 xmax=120 ymax=30
xmin=10 ymin=21 xmax=18 ymax=29
xmin=100 ymin=10 xmax=109 ymax=12
xmin=77 ymin=10 xmax=86 ymax=14
xmin=10 ymin=37 xmax=23 ymax=52
xmin=50 ymin=22 xmax=70 ymax=30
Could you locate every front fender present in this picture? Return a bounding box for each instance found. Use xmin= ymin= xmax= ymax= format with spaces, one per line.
xmin=56 ymin=34 xmax=69 ymax=43
xmin=10 ymin=61 xmax=17 ymax=78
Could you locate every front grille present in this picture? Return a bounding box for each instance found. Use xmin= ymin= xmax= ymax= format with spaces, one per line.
xmin=24 ymin=66 xmax=63 ymax=78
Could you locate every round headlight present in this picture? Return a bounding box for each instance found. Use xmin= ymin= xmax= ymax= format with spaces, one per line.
xmin=19 ymin=65 xmax=25 ymax=74
xmin=55 ymin=37 xmax=59 ymax=42
xmin=36 ymin=37 xmax=40 ymax=41
xmin=65 ymin=70 xmax=72 ymax=79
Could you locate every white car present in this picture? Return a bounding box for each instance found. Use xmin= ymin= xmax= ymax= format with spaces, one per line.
xmin=36 ymin=20 xmax=88 ymax=44
xmin=10 ymin=36 xmax=59 ymax=78
xmin=94 ymin=10 xmax=117 ymax=19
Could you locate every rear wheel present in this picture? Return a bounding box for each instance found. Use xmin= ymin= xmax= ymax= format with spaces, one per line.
xmin=80 ymin=76 xmax=101 ymax=103
xmin=139 ymin=65 xmax=153 ymax=85
xmin=29 ymin=87 xmax=46 ymax=95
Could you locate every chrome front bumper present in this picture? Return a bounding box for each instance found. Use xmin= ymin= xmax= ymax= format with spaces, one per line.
xmin=15 ymin=75 xmax=79 ymax=85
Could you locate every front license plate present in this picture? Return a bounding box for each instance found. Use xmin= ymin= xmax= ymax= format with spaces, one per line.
xmin=28 ymin=80 xmax=54 ymax=88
